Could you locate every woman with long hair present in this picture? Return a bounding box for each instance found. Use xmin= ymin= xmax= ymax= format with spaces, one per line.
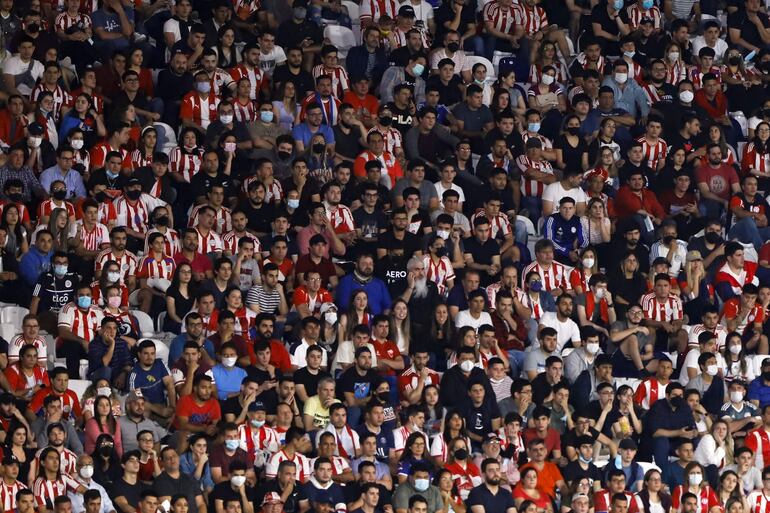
xmin=170 ymin=128 xmax=204 ymax=183
xmin=59 ymin=93 xmax=106 ymax=147
xmin=66 ymin=128 xmax=91 ymax=173
xmin=695 ymin=420 xmax=733 ymax=480
xmin=527 ymin=65 xmax=566 ymax=140
xmin=90 ymin=433 xmax=122 ymax=487
xmin=741 ymin=121 xmax=770 ymax=187
xmin=212 ymin=25 xmax=240 ymax=69
xmin=580 ymin=199 xmax=612 ymax=250
xmin=81 ymin=378 xmax=122 ymax=423
xmin=655 ymin=145 xmax=690 ymax=196
xmin=671 ymin=462 xmax=721 ymax=513
xmin=435 ymin=468 xmax=466 ymax=513
xmin=701 ymin=125 xmax=736 ymax=168
xmin=131 ymin=125 xmax=157 ymax=170
xmin=397 ymin=432 xmax=435 ymax=483
xmin=84 ymin=395 xmax=123 ymax=456
xmin=165 ymin=263 xmax=197 ymax=334
xmin=587 ymin=118 xmax=622 ymax=165
xmin=109 ymin=104 xmax=141 ymax=150
xmin=555 ymin=114 xmax=589 ymax=172
xmin=127 ymin=47 xmax=154 ymax=98
xmin=421 ymin=385 xmax=443 ymax=437
xmin=430 ymin=410 xmax=472 ymax=464
xmin=664 ymin=42 xmax=687 ymax=85
xmin=102 ymin=285 xmax=139 ymax=345
xmin=723 ymin=333 xmax=755 ymax=383
xmin=569 ymin=246 xmax=599 ymax=295
xmin=493 ymin=70 xmax=526 ymax=117
xmin=611 ymin=384 xmax=642 ymax=440
xmin=723 ymin=47 xmax=764 ymax=117
xmin=429 ymin=303 xmax=455 ymax=370
xmin=529 ymin=41 xmax=568 ymax=85
xmin=272 ymin=80 xmax=300 ymax=132
xmin=1 ymin=204 xmax=28 ymax=258
xmin=304 ymin=133 xmax=334 ymax=184
xmin=32 ymin=207 xmax=69 ymax=252
xmin=179 ymin=434 xmax=214 ymax=495
xmin=716 ymin=471 xmax=748 ymax=512
xmin=92 ymin=260 xmax=128 ymax=309
xmin=513 ymin=467 xmax=554 ymax=513
xmin=338 ymin=290 xmax=373 ymax=342
xmin=34 ymin=447 xmax=87 ymax=507
xmin=447 ymin=326 xmax=480 ymax=369
xmin=490 ymin=88 xmax=514 ymax=118
xmin=232 ymin=78 xmax=257 ymax=123
xmin=3 ymin=424 xmax=36 ymax=485
xmin=388 ymin=299 xmax=411 ymax=355
xmin=679 ymin=252 xmax=714 ymax=322
xmin=630 ymin=469 xmax=672 ymax=513
xmin=608 ymin=253 xmax=648 ymax=318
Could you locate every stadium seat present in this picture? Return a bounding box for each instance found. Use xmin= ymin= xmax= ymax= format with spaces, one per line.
xmin=0 ymin=323 xmax=15 ymax=342
xmin=1 ymin=306 xmax=28 ymax=333
xmin=69 ymin=379 xmax=91 ymax=399
xmin=144 ymin=338 xmax=170 ymax=365
xmin=324 ymin=25 xmax=357 ymax=60
xmin=131 ymin=310 xmax=156 ymax=337
xmin=465 ymin=56 xmax=496 ymax=81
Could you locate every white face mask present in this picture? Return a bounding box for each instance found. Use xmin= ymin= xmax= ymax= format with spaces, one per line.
xmin=706 ymin=364 xmax=719 ymax=376
xmin=28 ymin=136 xmax=42 ymax=148
xmin=97 ymin=386 xmax=111 ymax=397
xmin=107 ymin=271 xmax=121 ymax=283
xmin=689 ymin=473 xmax=703 ymax=486
xmin=679 ymin=90 xmax=694 ymax=103
xmin=325 ymin=311 xmax=338 ymax=325
xmin=614 ymin=72 xmax=628 ymax=84
xmin=79 ymin=465 xmax=94 ymax=479
xmin=541 ymin=74 xmax=555 ymax=85
xmin=583 ymin=257 xmax=595 ymax=268
xmin=586 ymin=342 xmax=600 ymax=354
xmin=594 ymin=287 xmax=606 ymax=299
xmin=220 ymin=114 xmax=234 ymax=125
xmin=437 ymin=229 xmax=450 ymax=240
xmin=222 ymin=356 xmax=238 ymax=367
xmin=730 ymin=391 xmax=744 ymax=403
xmin=668 ymin=52 xmax=680 ymax=62
xmin=71 ymin=139 xmax=84 ymax=150
xmin=730 ymin=344 xmax=742 ymax=355
xmin=460 ymin=360 xmax=475 ymax=373
xmin=251 ymin=419 xmax=265 ymax=428
xmin=231 ymin=475 xmax=246 ymax=488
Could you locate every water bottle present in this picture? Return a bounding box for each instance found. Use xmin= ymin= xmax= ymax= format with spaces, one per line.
xmin=79 ymin=359 xmax=89 ymax=380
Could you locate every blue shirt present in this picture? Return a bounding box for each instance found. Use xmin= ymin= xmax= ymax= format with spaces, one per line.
xmin=335 ymin=275 xmax=391 ymax=314
xmin=600 ymin=77 xmax=651 ymax=118
xmin=292 ymin=123 xmax=335 ymax=148
xmin=211 ymin=364 xmax=247 ymax=400
xmin=19 ymin=247 xmax=53 ymax=287
xmin=748 ymin=377 xmax=770 ymax=407
xmin=128 ymin=359 xmax=170 ymax=404
xmin=88 ymin=335 xmax=133 ymax=377
xmin=168 ymin=334 xmax=216 ymax=363
xmin=179 ymin=451 xmax=214 ymax=490
xmin=39 ymin=166 xmax=87 ymax=199
xmin=91 ymin=6 xmax=134 ymax=34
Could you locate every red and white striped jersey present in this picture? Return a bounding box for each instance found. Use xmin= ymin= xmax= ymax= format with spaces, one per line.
xmin=57 ymin=303 xmax=104 ymax=343
xmin=486 ymin=283 xmax=526 ymax=309
xmin=521 ymin=261 xmax=572 ymax=292
xmin=89 ymin=143 xmax=129 ymax=171
xmin=114 ymin=196 xmax=151 ymax=233
xmin=392 ymin=26 xmax=431 ymax=49
xmin=208 ymin=68 xmax=235 ymax=97
xmin=223 ymin=230 xmax=261 ymax=255
xmin=32 ymin=474 xmax=80 ymax=510
xmin=180 ymin=92 xmax=220 ymax=130
xmin=483 ymin=0 xmax=522 ymax=35
xmin=265 ymin=449 xmax=311 ymax=482
xmin=188 ymin=204 xmax=233 ymax=235
xmin=145 ymin=228 xmax=181 ymax=257
xmin=73 ymin=222 xmax=109 ymax=253
xmin=368 ymin=126 xmax=402 ymax=154
xmin=520 ymin=131 xmax=553 ymax=149
xmin=169 ymin=146 xmax=203 ymax=183
xmin=8 ymin=335 xmax=47 ymax=367
xmin=423 ymin=254 xmax=455 ymax=295
xmin=31 ymin=84 xmax=72 ymax=121
xmin=517 ymin=3 xmax=548 ymax=35
xmin=54 ymin=11 xmax=91 ymax=32
xmin=300 ymin=94 xmax=342 ymax=126
xmin=746 ymin=428 xmax=770 ymax=471
xmin=666 ymin=61 xmax=687 ymax=85
xmin=312 ymin=65 xmax=350 ymax=99
xmin=196 ymin=227 xmax=224 ymax=254
xmin=516 ymin=155 xmax=555 ymax=197
xmin=229 ymin=64 xmax=266 ymax=100
xmin=641 ymin=83 xmax=667 ymax=106
xmin=748 ymin=490 xmax=770 ymax=513
xmin=91 ymin=281 xmax=129 ymax=309
xmin=97 ymin=201 xmax=117 ymax=227
xmin=0 ymin=479 xmax=26 ymax=513
xmin=36 ymin=447 xmax=78 ymax=476
xmin=715 ymin=261 xmax=759 ymax=298
xmin=325 ymin=204 xmax=355 ymax=234
xmin=130 ymin=149 xmax=153 ymax=170
xmin=137 ymin=254 xmax=176 ymax=281
xmin=70 ymin=87 xmax=104 ymax=115
xmin=687 ymin=323 xmax=728 ymax=349
xmin=238 ymin=423 xmax=280 ymax=455
xmin=94 ymin=248 xmax=138 ymax=279
xmin=317 ymin=424 xmax=361 ymax=459
xmin=640 ymin=292 xmax=683 ymax=322
xmin=636 ymin=136 xmax=668 ymax=169
xmin=359 ymin=0 xmax=398 ymax=23
xmin=232 ymin=98 xmax=257 ymax=123
xmin=430 ymin=434 xmax=473 ymax=463
xmin=528 ymin=62 xmax=568 ymax=85
xmin=38 ymin=199 xmax=75 ymax=220
xmin=471 ymin=209 xmax=511 ymax=239
xmin=742 ymin=143 xmax=770 ymax=177
xmin=689 ymin=66 xmax=721 ymax=90
xmin=570 ymin=53 xmax=605 ymax=75
xmin=242 ymin=176 xmax=284 ymax=204
xmin=633 ymin=377 xmax=668 ymax=410
xmin=625 ymin=4 xmax=662 ymax=28
xmin=233 ymin=0 xmax=261 ymax=20
xmin=309 ymin=455 xmax=351 ymax=477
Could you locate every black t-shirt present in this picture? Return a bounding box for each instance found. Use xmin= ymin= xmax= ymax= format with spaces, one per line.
xmin=255 ymin=480 xmax=308 ymax=513
xmin=555 ymin=134 xmax=588 ymax=174
xmin=728 ymin=10 xmax=770 ymax=51
xmin=32 ymin=271 xmax=78 ymax=313
xmin=336 ymin=367 xmax=379 ymax=401
xmin=189 ymin=170 xmax=232 ymax=202
xmin=462 ymin=400 xmax=501 ymax=445
xmin=352 ymin=207 xmax=388 ymax=244
xmin=154 ymin=472 xmax=203 ymax=513
xmin=345 ymin=483 xmax=392 ymax=509
xmin=426 ymin=75 xmax=464 ymax=107
xmin=210 ymin=481 xmax=256 ymax=513
xmin=467 ymin=483 xmax=517 ymax=513
xmin=238 ymin=200 xmax=276 ymax=235
xmin=333 ymin=124 xmax=364 ymax=160
xmin=590 ymin=2 xmax=628 ymax=52
xmin=434 ymin=0 xmax=478 ymax=42
xmin=462 ymin=237 xmax=500 ymax=285
xmin=245 ymin=366 xmax=281 ymax=413
xmin=562 ymin=460 xmax=604 ymax=485
xmin=377 ymin=229 xmax=422 ymax=257
xmin=273 ymin=65 xmax=316 ymax=99
xmin=113 ymin=478 xmax=147 ymax=511
xmin=293 ymin=367 xmax=330 ymax=399
xmin=276 ymin=20 xmax=322 ymax=52
xmin=561 ymin=426 xmax=602 ymax=450
xmin=221 ymin=395 xmax=245 ymax=420
xmin=386 ymin=103 xmax=414 ymax=138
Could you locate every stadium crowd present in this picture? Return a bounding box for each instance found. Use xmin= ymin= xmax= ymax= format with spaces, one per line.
xmin=6 ymin=0 xmax=770 ymax=512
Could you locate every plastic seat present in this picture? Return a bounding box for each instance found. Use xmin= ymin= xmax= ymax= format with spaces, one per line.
xmin=324 ymin=25 xmax=357 ymax=60
xmin=69 ymin=379 xmax=91 ymax=399
xmin=143 ymin=338 xmax=170 ymax=365
xmin=341 ymin=0 xmax=359 ymax=22
xmin=1 ymin=306 xmax=29 ymax=333
xmin=130 ymin=310 xmax=155 ymax=337
xmin=465 ymin=55 xmax=496 ymax=80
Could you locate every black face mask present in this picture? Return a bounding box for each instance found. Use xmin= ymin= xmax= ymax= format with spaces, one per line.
xmin=567 ymin=126 xmax=580 ymax=136
xmin=379 ymin=116 xmax=392 ymax=127
xmin=669 ymin=396 xmax=684 ymax=409
xmin=155 ymin=216 xmax=169 ymax=227
xmin=704 ymin=232 xmax=722 ymax=245
xmin=277 ymin=150 xmax=291 ymax=160
xmin=377 ymin=392 xmax=389 ymax=402
xmin=454 ymin=448 xmax=468 ymax=460
xmin=728 ymin=56 xmax=742 ymax=66
xmin=763 ymin=370 xmax=770 ymax=381
xmin=126 ymin=189 xmax=141 ymax=200
xmin=662 ymin=235 xmax=675 ymax=246
xmin=95 ymin=191 xmax=107 ymax=202
xmin=447 ymin=42 xmax=460 ymax=53
xmin=435 ymin=247 xmax=448 ymax=258
xmin=52 ymin=189 xmax=67 ymax=201
xmin=312 ymin=143 xmax=325 ymax=154
xmin=26 ymin=23 xmax=39 ymax=33
xmin=98 ymin=445 xmax=113 ymax=457
xmin=8 ymin=193 xmax=21 ymax=203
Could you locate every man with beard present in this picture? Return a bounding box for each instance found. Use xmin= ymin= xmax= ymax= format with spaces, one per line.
xmin=695 ymin=143 xmax=741 ymax=220
xmin=254 ymin=314 xmax=292 ymax=373
xmin=399 ymin=257 xmax=439 ymax=348
xmin=467 ymin=459 xmax=517 ymax=513
xmin=645 ymin=383 xmax=696 ymax=467
xmin=376 ymin=243 xmax=410 ymax=299
xmin=336 ymin=253 xmax=392 ymax=315
xmin=338 ymin=347 xmax=379 ymax=428
xmin=608 ymin=221 xmax=650 ymax=275
xmin=32 ymin=397 xmax=82 ymax=454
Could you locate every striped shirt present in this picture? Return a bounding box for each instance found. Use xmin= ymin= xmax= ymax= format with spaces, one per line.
xmin=626 ymin=4 xmax=662 ymax=28
xmin=470 ymin=209 xmax=511 ymax=240
xmin=246 ymin=284 xmax=282 ymax=314
xmin=89 ymin=143 xmax=129 ymax=171
xmin=423 ymin=254 xmax=455 ymax=295
xmin=483 ymin=0 xmax=522 ymax=35
xmin=169 ymin=147 xmax=203 ymax=183
xmin=208 ymin=68 xmax=235 ymax=97
xmin=180 ymin=92 xmax=220 ymax=130
xmin=359 ymin=0 xmax=398 ymax=23
xmin=54 ymin=11 xmax=91 ymax=32
xmin=232 ymin=98 xmax=257 ymax=123
xmin=637 ymin=136 xmax=668 ymax=169
xmin=517 ymin=3 xmax=548 ymax=35
xmin=94 ymin=249 xmax=138 ymax=279
xmin=640 ymin=292 xmax=683 ymax=322
xmin=229 ymin=64 xmax=266 ymax=100
xmin=32 ymin=474 xmax=80 ymax=510
xmin=57 ymin=303 xmax=104 ymax=342
xmin=114 ymin=196 xmax=152 ymax=233
xmin=223 ymin=230 xmax=261 ymax=255
xmin=392 ymin=26 xmax=431 ymax=49
xmin=8 ymin=335 xmax=47 ymax=367
xmin=38 ymin=199 xmax=75 ymax=220
xmin=31 ymin=84 xmax=72 ymax=122
xmin=189 ymin=205 xmax=233 ymax=235
xmin=368 ymin=126 xmax=402 ymax=154
xmin=312 ymin=65 xmax=350 ymax=99
xmin=516 ymin=155 xmax=555 ymax=197
xmin=0 ymin=479 xmax=26 ymax=513
xmin=144 ymin=228 xmax=181 ymax=257
xmin=130 ymin=149 xmax=153 ymax=170
xmin=137 ymin=255 xmax=176 ymax=281
xmin=521 ymin=261 xmax=572 ymax=292
xmin=325 ymin=204 xmax=355 ymax=234
xmin=195 ymin=227 xmax=224 ymax=255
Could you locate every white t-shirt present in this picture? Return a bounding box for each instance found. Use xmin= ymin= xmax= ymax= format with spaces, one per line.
xmin=692 ymin=35 xmax=728 ymax=63
xmin=2 ymin=56 xmax=43 ymax=97
xmin=678 ymin=347 xmax=727 ymax=386
xmin=434 ymin=181 xmax=466 ymax=207
xmin=429 ymin=48 xmax=470 ymax=72
xmin=259 ymin=46 xmax=287 ymax=77
xmin=330 ymin=340 xmax=378 ymax=374
xmin=407 ymin=0 xmax=434 ymax=27
xmin=454 ymin=310 xmax=493 ymax=331
xmin=542 ymin=181 xmax=588 ymax=213
xmin=537 ymin=311 xmax=582 ymax=353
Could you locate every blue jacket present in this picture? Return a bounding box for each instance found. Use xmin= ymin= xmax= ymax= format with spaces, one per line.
xmin=346 ymin=44 xmax=387 ymax=85
xmin=335 ymin=274 xmax=392 ymax=314
xmin=543 ymin=214 xmax=587 ymax=258
xmin=19 ymin=247 xmax=53 ymax=287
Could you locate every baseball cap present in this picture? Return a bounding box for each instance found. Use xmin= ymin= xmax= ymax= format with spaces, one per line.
xmin=262 ymin=493 xmax=284 ymax=506
xmin=398 ymin=4 xmax=415 ymax=17
xmin=686 ymin=250 xmax=703 ymax=262
xmin=319 ymin=302 xmax=336 ymax=314
xmin=619 ymin=438 xmax=638 ymax=450
xmin=249 ymin=400 xmax=266 ymax=412
xmin=28 ymin=122 xmax=44 ymax=136
xmin=127 ymin=389 xmax=144 ymax=403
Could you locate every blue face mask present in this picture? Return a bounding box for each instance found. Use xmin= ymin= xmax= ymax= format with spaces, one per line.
xmin=106 ymin=169 xmax=119 ymax=179
xmin=614 ymin=454 xmax=623 ymax=468
xmin=77 ymin=296 xmax=91 ymax=309
xmin=528 ymin=122 xmax=541 ymax=133
xmin=287 ymin=199 xmax=300 ymax=209
xmin=225 ymin=439 xmax=239 ymax=451
xmin=54 ymin=264 xmax=67 ymax=276
xmin=613 ymin=0 xmax=623 ymax=9
xmin=412 ymin=63 xmax=425 ymax=76
xmin=642 ymin=0 xmax=653 ymax=8
xmin=624 ymin=50 xmax=635 ymax=58
xmin=578 ymin=454 xmax=593 ymax=464
xmin=260 ymin=110 xmax=274 ymax=123
xmin=529 ymin=281 xmax=543 ymax=292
